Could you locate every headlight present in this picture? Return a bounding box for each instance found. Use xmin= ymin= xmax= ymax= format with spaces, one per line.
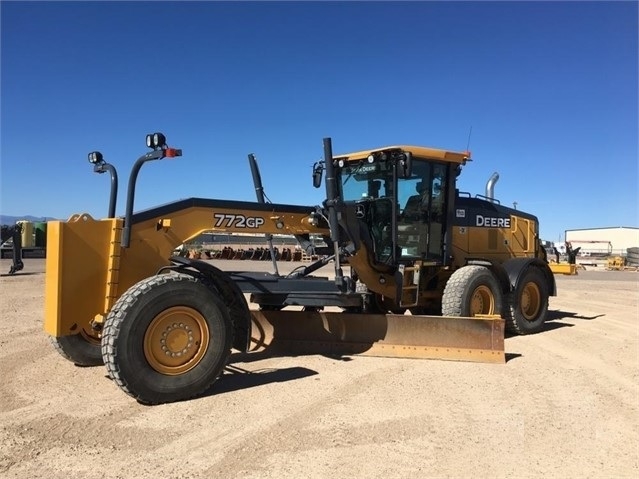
xmin=367 ymin=154 xmax=375 ymax=164
xmin=153 ymin=132 xmax=166 ymax=148
xmin=146 ymin=132 xmax=166 ymax=148
xmin=337 ymin=159 xmax=345 ymax=168
xmin=88 ymin=151 xmax=103 ymax=164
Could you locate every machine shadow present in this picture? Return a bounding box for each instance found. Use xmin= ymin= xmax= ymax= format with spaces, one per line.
xmin=204 ymin=365 xmax=318 ymax=396
xmin=229 ymin=349 xmax=355 ymax=365
xmin=0 ymin=272 xmax=41 ymax=277
xmin=545 ymin=309 xmax=605 ymax=322
xmin=504 ymin=309 xmax=604 ymax=339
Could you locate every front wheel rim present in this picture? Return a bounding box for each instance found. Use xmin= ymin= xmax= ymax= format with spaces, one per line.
xmin=470 ymin=285 xmax=495 ymax=315
xmin=143 ymin=306 xmax=210 ymax=375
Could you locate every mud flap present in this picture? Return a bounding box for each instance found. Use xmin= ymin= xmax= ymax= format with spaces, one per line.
xmin=249 ymin=311 xmax=505 ymax=364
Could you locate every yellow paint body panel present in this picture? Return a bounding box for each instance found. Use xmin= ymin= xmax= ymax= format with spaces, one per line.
xmin=44 ymin=214 xmax=123 ymax=336
xmin=451 ymin=213 xmax=538 ymax=268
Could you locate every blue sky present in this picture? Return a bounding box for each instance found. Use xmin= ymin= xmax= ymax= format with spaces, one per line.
xmin=1 ymin=1 xmax=637 ymax=242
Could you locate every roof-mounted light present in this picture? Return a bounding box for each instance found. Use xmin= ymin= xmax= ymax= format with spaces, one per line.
xmin=145 ymin=132 xmax=167 ymax=150
xmin=88 ymin=151 xmax=104 ymax=164
xmin=367 ymin=154 xmax=375 ymax=164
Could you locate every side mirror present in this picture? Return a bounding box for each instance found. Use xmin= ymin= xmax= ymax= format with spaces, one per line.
xmin=312 ymin=161 xmax=324 ymax=188
xmin=397 ymin=152 xmax=412 ymax=178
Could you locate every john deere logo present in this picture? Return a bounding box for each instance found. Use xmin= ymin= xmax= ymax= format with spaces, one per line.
xmin=475 ymin=215 xmax=510 ymax=228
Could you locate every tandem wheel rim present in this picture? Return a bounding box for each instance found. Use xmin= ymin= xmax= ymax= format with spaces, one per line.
xmin=520 ymin=281 xmax=542 ymax=321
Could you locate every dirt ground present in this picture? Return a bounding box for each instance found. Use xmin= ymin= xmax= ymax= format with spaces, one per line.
xmin=0 ymin=258 xmax=637 ymax=479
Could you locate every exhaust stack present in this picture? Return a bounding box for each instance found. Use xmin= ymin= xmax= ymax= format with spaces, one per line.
xmin=485 ymin=172 xmax=499 ymax=202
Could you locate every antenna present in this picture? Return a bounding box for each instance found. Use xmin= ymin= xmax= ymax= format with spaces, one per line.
xmin=465 ymin=126 xmax=473 ymax=152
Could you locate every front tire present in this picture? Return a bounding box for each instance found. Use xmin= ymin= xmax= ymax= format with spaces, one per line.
xmin=101 ymin=273 xmax=232 ymax=404
xmin=51 ymin=332 xmax=103 ymax=366
xmin=504 ymin=267 xmax=549 ymax=335
xmin=442 ymin=265 xmax=503 ymax=317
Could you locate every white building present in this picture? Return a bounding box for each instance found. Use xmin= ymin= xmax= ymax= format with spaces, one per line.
xmin=565 ymin=227 xmax=639 ymax=256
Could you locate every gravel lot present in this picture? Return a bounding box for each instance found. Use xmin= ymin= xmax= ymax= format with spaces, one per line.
xmin=1 ymin=258 xmax=637 ymax=479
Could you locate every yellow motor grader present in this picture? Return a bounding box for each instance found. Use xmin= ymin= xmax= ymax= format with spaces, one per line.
xmin=44 ymin=133 xmax=555 ymax=404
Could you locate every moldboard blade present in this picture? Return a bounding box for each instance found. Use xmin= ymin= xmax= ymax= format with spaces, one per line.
xmin=249 ymin=311 xmax=505 ymax=364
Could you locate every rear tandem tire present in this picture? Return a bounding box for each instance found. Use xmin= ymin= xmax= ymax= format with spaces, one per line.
xmin=442 ymin=265 xmax=503 ymax=317
xmin=101 ymin=273 xmax=233 ymax=405
xmin=50 ymin=333 xmax=103 ymax=366
xmin=504 ymin=267 xmax=549 ymax=335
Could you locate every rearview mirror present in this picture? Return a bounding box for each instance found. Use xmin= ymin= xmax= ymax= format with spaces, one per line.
xmin=312 ymin=161 xmax=324 ymax=188
xmin=397 ymin=152 xmax=412 ymax=178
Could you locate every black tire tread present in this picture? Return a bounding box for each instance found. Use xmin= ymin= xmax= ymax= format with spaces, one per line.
xmin=50 ymin=334 xmax=103 ymax=366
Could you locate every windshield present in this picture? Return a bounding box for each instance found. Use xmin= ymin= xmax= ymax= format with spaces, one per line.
xmin=339 ymin=159 xmax=445 ymax=204
xmin=340 ymin=161 xmax=394 ymax=201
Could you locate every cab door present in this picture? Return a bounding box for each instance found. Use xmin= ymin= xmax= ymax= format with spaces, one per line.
xmin=396 ymin=161 xmax=448 ymax=262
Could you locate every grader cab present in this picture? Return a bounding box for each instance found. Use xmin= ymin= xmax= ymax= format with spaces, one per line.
xmin=44 ymin=133 xmax=555 ymax=404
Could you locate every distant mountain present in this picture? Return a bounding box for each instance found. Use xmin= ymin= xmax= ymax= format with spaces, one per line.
xmin=0 ymin=215 xmax=58 ymax=225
